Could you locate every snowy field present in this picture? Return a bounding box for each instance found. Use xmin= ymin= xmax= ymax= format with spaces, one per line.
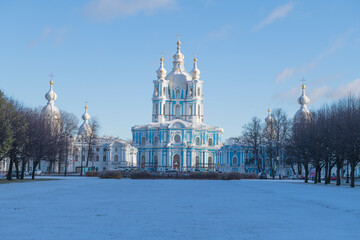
xmin=1 ymin=178 xmax=360 ymax=240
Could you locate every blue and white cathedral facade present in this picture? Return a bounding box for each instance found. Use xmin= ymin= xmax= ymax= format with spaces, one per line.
xmin=131 ymin=40 xmax=224 ymax=172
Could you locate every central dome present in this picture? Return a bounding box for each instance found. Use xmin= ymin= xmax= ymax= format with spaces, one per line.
xmin=166 ymin=40 xmax=191 ymax=92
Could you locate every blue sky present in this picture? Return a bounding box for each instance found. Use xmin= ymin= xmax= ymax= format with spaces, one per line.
xmin=0 ymin=0 xmax=359 ymax=140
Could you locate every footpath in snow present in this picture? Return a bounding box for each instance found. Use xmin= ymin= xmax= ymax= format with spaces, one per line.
xmin=1 ymin=178 xmax=360 ymax=240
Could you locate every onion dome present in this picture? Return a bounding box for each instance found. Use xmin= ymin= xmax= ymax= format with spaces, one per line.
xmin=265 ymin=108 xmax=274 ymax=124
xmin=156 ymin=57 xmax=167 ymax=79
xmin=45 ymin=79 xmax=57 ymax=102
xmin=41 ymin=77 xmax=61 ymax=123
xmin=172 ymin=40 xmax=185 ymax=64
xmin=78 ymin=106 xmax=92 ymax=138
xmin=166 ymin=38 xmax=192 ymax=93
xmin=190 ymin=56 xmax=201 ymax=80
xmin=294 ymin=83 xmax=312 ymax=122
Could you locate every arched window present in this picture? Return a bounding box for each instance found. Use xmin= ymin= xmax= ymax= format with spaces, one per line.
xmin=163 ymin=104 xmax=166 ymax=115
xmin=197 ymin=88 xmax=200 ymax=96
xmin=195 ymin=137 xmax=200 ymax=146
xmin=190 ymin=87 xmax=193 ymax=96
xmin=195 ymin=156 xmax=200 ymax=169
xmin=141 ymin=137 xmax=146 ymax=145
xmin=96 ymin=155 xmax=99 ymax=161
xmin=163 ymin=87 xmax=166 ymax=95
xmin=103 ymin=155 xmax=106 ymax=162
xmin=233 ymin=157 xmax=238 ymax=165
xmin=154 ymin=136 xmax=159 ymax=145
xmin=155 ymin=104 xmax=158 ymax=115
xmin=175 ymin=104 xmax=180 ymax=118
xmin=141 ymin=155 xmax=145 ymax=168
xmin=154 ymin=155 xmax=158 ymax=170
xmin=208 ymin=157 xmax=213 ymax=169
xmin=190 ymin=105 xmax=193 ymax=115
xmin=198 ymin=105 xmax=201 ymax=116
xmin=208 ymin=138 xmax=213 ymax=146
xmin=176 ymin=89 xmax=181 ymax=99
xmin=155 ymin=86 xmax=159 ymax=96
xmin=114 ymin=155 xmax=118 ymax=162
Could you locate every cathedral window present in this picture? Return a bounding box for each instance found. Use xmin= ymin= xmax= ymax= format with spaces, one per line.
xmin=154 ymin=136 xmax=159 ymax=145
xmin=197 ymin=88 xmax=200 ymax=96
xmin=141 ymin=156 xmax=145 ymax=168
xmin=174 ymin=134 xmax=181 ymax=143
xmin=208 ymin=157 xmax=213 ymax=169
xmin=163 ymin=104 xmax=166 ymax=115
xmin=190 ymin=105 xmax=193 ymax=115
xmin=82 ymin=155 xmax=85 ymax=162
xmin=103 ymin=155 xmax=107 ymax=162
xmin=155 ymin=87 xmax=159 ymax=96
xmin=96 ymin=148 xmax=99 ymax=152
xmin=114 ymin=155 xmax=119 ymax=162
xmin=175 ymin=105 xmax=180 ymax=118
xmin=154 ymin=155 xmax=158 ymax=169
xmin=198 ymin=105 xmax=201 ymax=116
xmin=96 ymin=155 xmax=99 ymax=161
xmin=115 ymin=148 xmax=118 ymax=152
xmin=233 ymin=157 xmax=238 ymax=165
xmin=195 ymin=156 xmax=200 ymax=169
xmin=141 ymin=137 xmax=146 ymax=145
xmin=163 ymin=87 xmax=166 ymax=95
xmin=190 ymin=87 xmax=193 ymax=96
xmin=155 ymin=104 xmax=158 ymax=115
xmin=195 ymin=137 xmax=200 ymax=146
xmin=208 ymin=138 xmax=213 ymax=146
xmin=176 ymin=89 xmax=181 ymax=99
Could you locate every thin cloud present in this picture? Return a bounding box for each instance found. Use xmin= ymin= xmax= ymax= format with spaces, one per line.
xmin=206 ymin=25 xmax=232 ymax=40
xmin=28 ymin=27 xmax=52 ymax=48
xmin=274 ymin=28 xmax=358 ymax=83
xmin=275 ymin=67 xmax=295 ymax=83
xmin=254 ymin=2 xmax=294 ymax=31
xmin=84 ymin=0 xmax=177 ymax=21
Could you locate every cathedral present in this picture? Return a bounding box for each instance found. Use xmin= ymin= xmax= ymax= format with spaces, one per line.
xmin=37 ymin=78 xmax=137 ymax=173
xmin=131 ymin=39 xmax=224 ymax=172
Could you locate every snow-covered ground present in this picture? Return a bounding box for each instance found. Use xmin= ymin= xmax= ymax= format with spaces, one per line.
xmin=1 ymin=178 xmax=360 ymax=240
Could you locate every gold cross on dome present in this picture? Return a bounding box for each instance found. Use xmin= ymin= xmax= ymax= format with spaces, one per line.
xmin=85 ymin=101 xmax=88 ymax=109
xmin=49 ymin=72 xmax=55 ymax=85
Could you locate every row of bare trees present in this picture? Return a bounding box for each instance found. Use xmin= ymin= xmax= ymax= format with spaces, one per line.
xmin=241 ymin=95 xmax=360 ymax=188
xmin=289 ymin=95 xmax=360 ymax=187
xmin=0 ymin=90 xmax=80 ymax=180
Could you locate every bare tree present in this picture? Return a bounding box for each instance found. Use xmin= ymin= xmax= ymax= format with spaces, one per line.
xmin=243 ymin=117 xmax=263 ymax=173
xmin=85 ymin=118 xmax=100 ymax=168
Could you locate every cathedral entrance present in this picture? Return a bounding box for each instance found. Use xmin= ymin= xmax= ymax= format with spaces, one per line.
xmin=173 ymin=154 xmax=180 ymax=171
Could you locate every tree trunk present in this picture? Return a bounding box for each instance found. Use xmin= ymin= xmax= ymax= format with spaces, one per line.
xmin=7 ymin=159 xmax=13 ymax=180
xmin=20 ymin=159 xmax=26 ymax=180
xmin=15 ymin=159 xmax=19 ymax=179
xmin=336 ymin=162 xmax=341 ymax=186
xmin=317 ymin=166 xmax=321 ymax=183
xmin=314 ymin=166 xmax=318 ymax=184
xmin=304 ymin=163 xmax=309 ymax=183
xmin=32 ymin=160 xmax=38 ymax=180
xmin=350 ymin=161 xmax=356 ymax=188
xmin=324 ymin=162 xmax=329 ymax=184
